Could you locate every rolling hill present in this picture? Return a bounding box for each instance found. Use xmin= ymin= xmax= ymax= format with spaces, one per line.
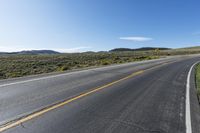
xmin=109 ymin=47 xmax=171 ymax=52
xmin=0 ymin=50 xmax=60 ymax=55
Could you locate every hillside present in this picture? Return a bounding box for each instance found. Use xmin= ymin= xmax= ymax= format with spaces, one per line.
xmin=175 ymin=46 xmax=200 ymax=50
xmin=110 ymin=47 xmax=171 ymax=52
xmin=0 ymin=50 xmax=60 ymax=55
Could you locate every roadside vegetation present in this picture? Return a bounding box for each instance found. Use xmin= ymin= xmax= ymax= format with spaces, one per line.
xmin=195 ymin=64 xmax=200 ymax=98
xmin=0 ymin=47 xmax=200 ymax=80
xmin=0 ymin=52 xmax=158 ymax=80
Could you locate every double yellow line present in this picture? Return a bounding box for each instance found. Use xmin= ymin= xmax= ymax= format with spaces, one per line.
xmin=0 ymin=61 xmax=172 ymax=132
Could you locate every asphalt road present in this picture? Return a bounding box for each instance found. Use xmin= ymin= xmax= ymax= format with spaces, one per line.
xmin=0 ymin=55 xmax=200 ymax=133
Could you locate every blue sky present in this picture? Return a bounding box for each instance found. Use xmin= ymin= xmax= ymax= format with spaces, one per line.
xmin=0 ymin=0 xmax=200 ymax=52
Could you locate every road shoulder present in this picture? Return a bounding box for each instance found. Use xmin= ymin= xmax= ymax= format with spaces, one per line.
xmin=190 ymin=64 xmax=200 ymax=133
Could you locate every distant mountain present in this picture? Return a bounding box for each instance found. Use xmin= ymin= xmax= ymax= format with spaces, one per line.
xmin=110 ymin=47 xmax=171 ymax=52
xmin=0 ymin=50 xmax=60 ymax=55
xmin=176 ymin=46 xmax=200 ymax=50
xmin=110 ymin=48 xmax=132 ymax=52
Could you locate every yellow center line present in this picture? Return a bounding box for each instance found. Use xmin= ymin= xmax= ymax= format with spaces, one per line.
xmin=0 ymin=61 xmax=174 ymax=132
xmin=0 ymin=70 xmax=144 ymax=132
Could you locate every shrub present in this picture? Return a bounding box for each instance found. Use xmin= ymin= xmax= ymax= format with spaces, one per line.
xmin=59 ymin=66 xmax=70 ymax=71
xmin=101 ymin=61 xmax=110 ymax=65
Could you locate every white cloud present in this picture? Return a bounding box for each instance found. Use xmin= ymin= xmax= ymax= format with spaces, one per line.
xmin=0 ymin=46 xmax=30 ymax=52
xmin=119 ymin=36 xmax=153 ymax=42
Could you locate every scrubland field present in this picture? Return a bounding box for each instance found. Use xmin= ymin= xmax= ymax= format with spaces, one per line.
xmin=0 ymin=47 xmax=200 ymax=80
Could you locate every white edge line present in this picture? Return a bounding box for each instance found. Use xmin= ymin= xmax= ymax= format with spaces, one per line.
xmin=0 ymin=63 xmax=131 ymax=87
xmin=186 ymin=61 xmax=199 ymax=133
xmin=0 ymin=58 xmax=167 ymax=88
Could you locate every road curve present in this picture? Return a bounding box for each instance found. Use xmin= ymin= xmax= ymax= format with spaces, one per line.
xmin=0 ymin=55 xmax=200 ymax=133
